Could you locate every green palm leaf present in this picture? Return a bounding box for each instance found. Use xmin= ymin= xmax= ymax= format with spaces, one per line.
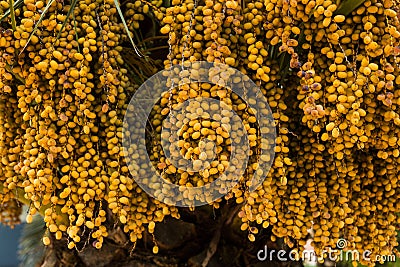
xmin=20 ymin=0 xmax=55 ymax=53
xmin=18 ymin=214 xmax=46 ymax=267
xmin=335 ymin=0 xmax=366 ymax=16
xmin=56 ymin=0 xmax=79 ymax=39
xmin=0 ymin=0 xmax=23 ymax=24
xmin=114 ymin=0 xmax=143 ymax=57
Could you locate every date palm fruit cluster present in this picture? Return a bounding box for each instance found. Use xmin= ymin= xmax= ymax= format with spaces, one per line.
xmin=0 ymin=0 xmax=179 ymax=252
xmin=0 ymin=0 xmax=398 ymax=265
xmin=159 ymin=0 xmax=400 ymax=264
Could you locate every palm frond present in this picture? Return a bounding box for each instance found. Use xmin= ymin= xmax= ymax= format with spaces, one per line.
xmin=114 ymin=0 xmax=143 ymax=57
xmin=9 ymin=0 xmax=16 ymax=31
xmin=0 ymin=0 xmax=23 ymax=24
xmin=335 ymin=0 xmax=366 ymax=16
xmin=56 ymin=0 xmax=79 ymax=39
xmin=20 ymin=0 xmax=56 ymax=54
xmin=120 ymin=47 xmax=160 ymax=84
xmin=18 ymin=214 xmax=46 ymax=267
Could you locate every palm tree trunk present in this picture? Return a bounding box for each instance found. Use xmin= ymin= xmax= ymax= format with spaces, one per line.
xmin=35 ymin=204 xmax=302 ymax=267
